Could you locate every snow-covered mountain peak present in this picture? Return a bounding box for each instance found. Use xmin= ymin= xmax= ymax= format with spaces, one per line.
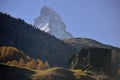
xmin=34 ymin=6 xmax=73 ymax=39
xmin=40 ymin=5 xmax=57 ymax=17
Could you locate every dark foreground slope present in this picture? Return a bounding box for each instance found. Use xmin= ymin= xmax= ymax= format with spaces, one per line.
xmin=0 ymin=12 xmax=76 ymax=67
xmin=0 ymin=63 xmax=35 ymax=80
xmin=0 ymin=64 xmax=112 ymax=80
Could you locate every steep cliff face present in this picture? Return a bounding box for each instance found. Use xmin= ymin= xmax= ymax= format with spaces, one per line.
xmin=34 ymin=6 xmax=73 ymax=39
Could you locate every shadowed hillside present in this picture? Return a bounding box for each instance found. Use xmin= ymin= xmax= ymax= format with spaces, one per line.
xmin=34 ymin=67 xmax=74 ymax=80
xmin=0 ymin=12 xmax=77 ymax=67
xmin=34 ymin=67 xmax=112 ymax=80
xmin=0 ymin=63 xmax=111 ymax=80
xmin=0 ymin=63 xmax=35 ymax=80
xmin=0 ymin=62 xmax=115 ymax=80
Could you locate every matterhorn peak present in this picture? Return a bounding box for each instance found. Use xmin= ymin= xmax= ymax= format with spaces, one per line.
xmin=40 ymin=5 xmax=56 ymax=17
xmin=34 ymin=5 xmax=73 ymax=39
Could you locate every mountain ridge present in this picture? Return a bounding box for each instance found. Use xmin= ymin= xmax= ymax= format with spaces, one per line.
xmin=64 ymin=38 xmax=120 ymax=49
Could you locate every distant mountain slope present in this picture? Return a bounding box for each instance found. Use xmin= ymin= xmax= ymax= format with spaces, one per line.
xmin=64 ymin=38 xmax=120 ymax=53
xmin=34 ymin=6 xmax=73 ymax=39
xmin=0 ymin=12 xmax=77 ymax=67
xmin=64 ymin=38 xmax=120 ymax=70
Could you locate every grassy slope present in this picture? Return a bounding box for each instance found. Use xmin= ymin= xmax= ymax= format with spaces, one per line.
xmin=0 ymin=63 xmax=35 ymax=80
xmin=63 ymin=38 xmax=120 ymax=51
xmin=34 ymin=67 xmax=111 ymax=80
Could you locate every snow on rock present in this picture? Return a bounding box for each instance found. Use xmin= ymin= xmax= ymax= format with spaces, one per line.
xmin=34 ymin=5 xmax=73 ymax=39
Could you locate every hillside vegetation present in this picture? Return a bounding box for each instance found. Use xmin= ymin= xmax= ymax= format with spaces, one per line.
xmin=0 ymin=63 xmax=116 ymax=80
xmin=0 ymin=46 xmax=31 ymax=63
xmin=0 ymin=46 xmax=50 ymax=70
xmin=0 ymin=12 xmax=120 ymax=80
xmin=0 ymin=12 xmax=77 ymax=67
xmin=33 ymin=67 xmax=112 ymax=80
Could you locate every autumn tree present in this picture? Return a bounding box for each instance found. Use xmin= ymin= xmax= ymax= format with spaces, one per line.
xmin=118 ymin=69 xmax=120 ymax=75
xmin=31 ymin=59 xmax=37 ymax=69
xmin=11 ymin=60 xmax=18 ymax=66
xmin=26 ymin=59 xmax=36 ymax=69
xmin=6 ymin=61 xmax=11 ymax=65
xmin=18 ymin=58 xmax=25 ymax=67
xmin=36 ymin=60 xmax=44 ymax=70
xmin=26 ymin=61 xmax=32 ymax=69
xmin=44 ymin=61 xmax=50 ymax=69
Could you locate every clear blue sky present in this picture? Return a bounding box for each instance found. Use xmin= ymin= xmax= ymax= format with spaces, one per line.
xmin=0 ymin=0 xmax=120 ymax=47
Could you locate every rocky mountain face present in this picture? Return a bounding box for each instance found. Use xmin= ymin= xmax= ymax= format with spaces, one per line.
xmin=34 ymin=6 xmax=73 ymax=39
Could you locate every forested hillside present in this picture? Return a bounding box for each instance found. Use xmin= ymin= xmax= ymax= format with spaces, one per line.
xmin=0 ymin=12 xmax=77 ymax=67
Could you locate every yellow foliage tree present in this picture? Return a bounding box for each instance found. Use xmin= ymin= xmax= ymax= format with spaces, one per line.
xmin=6 ymin=61 xmax=11 ymax=65
xmin=11 ymin=60 xmax=18 ymax=66
xmin=44 ymin=61 xmax=50 ymax=69
xmin=18 ymin=58 xmax=25 ymax=67
xmin=36 ymin=60 xmax=44 ymax=70
xmin=31 ymin=59 xmax=37 ymax=69
xmin=26 ymin=61 xmax=32 ymax=69
xmin=26 ymin=59 xmax=37 ymax=69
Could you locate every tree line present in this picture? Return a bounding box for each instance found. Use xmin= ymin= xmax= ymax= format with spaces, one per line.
xmin=6 ymin=58 xmax=50 ymax=70
xmin=0 ymin=46 xmax=50 ymax=70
